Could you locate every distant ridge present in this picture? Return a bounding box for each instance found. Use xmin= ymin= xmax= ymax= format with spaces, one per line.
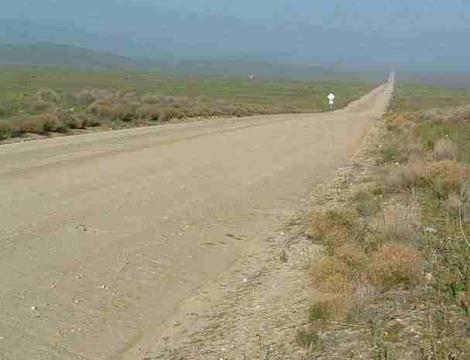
xmin=0 ymin=43 xmax=158 ymax=70
xmin=0 ymin=41 xmax=383 ymax=82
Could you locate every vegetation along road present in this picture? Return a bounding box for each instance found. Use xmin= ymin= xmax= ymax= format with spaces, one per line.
xmin=0 ymin=80 xmax=393 ymax=359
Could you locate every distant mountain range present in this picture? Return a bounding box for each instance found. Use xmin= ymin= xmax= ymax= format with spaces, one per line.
xmin=1 ymin=16 xmax=467 ymax=76
xmin=1 ymin=42 xmax=379 ymax=82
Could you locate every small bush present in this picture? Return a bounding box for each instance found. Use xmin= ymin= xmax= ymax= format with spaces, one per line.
xmin=0 ymin=121 xmax=15 ymax=139
xmin=335 ymin=244 xmax=368 ymax=274
xmin=386 ymin=160 xmax=469 ymax=198
xmin=309 ymin=296 xmax=347 ymax=322
xmin=296 ymin=328 xmax=321 ymax=350
xmin=64 ymin=116 xmax=80 ymax=129
xmin=392 ymin=115 xmax=411 ymax=127
xmin=347 ymin=282 xmax=377 ymax=322
xmin=35 ymin=88 xmax=60 ymax=103
xmin=88 ymin=101 xmax=115 ymax=118
xmin=16 ymin=116 xmax=45 ymax=134
xmin=425 ymin=160 xmax=467 ymax=198
xmin=310 ymin=257 xmax=351 ymax=294
xmin=113 ymin=103 xmax=137 ymax=122
xmin=70 ymin=113 xmax=92 ymax=128
xmin=445 ymin=192 xmax=461 ymax=218
xmin=371 ymin=200 xmax=421 ymax=244
xmin=370 ymin=242 xmax=422 ymax=291
xmin=433 ymin=138 xmax=458 ymax=161
xmin=352 ymin=186 xmax=383 ymax=217
xmin=28 ymin=100 xmax=53 ymax=113
xmin=384 ymin=161 xmax=426 ymax=191
xmin=309 ymin=208 xmax=358 ymax=249
xmin=137 ymin=104 xmax=161 ymax=121
xmin=380 ymin=135 xmax=421 ymax=164
xmin=38 ymin=113 xmax=60 ymax=132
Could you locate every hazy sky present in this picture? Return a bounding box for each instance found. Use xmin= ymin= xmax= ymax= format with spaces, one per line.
xmin=4 ymin=0 xmax=470 ymax=33
xmin=2 ymin=1 xmax=470 ymax=72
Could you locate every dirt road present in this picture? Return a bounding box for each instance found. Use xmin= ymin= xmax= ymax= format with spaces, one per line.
xmin=0 ymin=81 xmax=393 ymax=360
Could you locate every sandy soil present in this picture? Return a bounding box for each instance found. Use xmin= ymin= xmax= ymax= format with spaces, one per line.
xmin=0 ymin=81 xmax=393 ymax=360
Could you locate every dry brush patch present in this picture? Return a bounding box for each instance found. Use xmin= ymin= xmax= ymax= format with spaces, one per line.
xmin=300 ymin=100 xmax=470 ymax=359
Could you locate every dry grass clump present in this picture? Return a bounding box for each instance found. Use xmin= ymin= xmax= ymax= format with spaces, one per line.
xmin=380 ymin=137 xmax=420 ymax=164
xmin=385 ymin=160 xmax=469 ymax=198
xmin=392 ymin=115 xmax=411 ymax=127
xmin=16 ymin=116 xmax=44 ymax=133
xmin=433 ymin=138 xmax=458 ymax=161
xmin=309 ymin=295 xmax=348 ymax=322
xmin=88 ymin=101 xmax=115 ymax=118
xmin=445 ymin=192 xmax=462 ymax=217
xmin=310 ymin=256 xmax=351 ymax=294
xmin=371 ymin=200 xmax=421 ymax=244
xmin=384 ymin=161 xmax=427 ymax=191
xmin=350 ymin=183 xmax=384 ymax=217
xmin=426 ymin=160 xmax=468 ymax=197
xmin=308 ymin=208 xmax=359 ymax=250
xmin=381 ymin=119 xmax=422 ymax=163
xmin=369 ymin=242 xmax=422 ymax=291
xmin=16 ymin=113 xmax=60 ymax=133
xmin=334 ymin=243 xmax=368 ymax=274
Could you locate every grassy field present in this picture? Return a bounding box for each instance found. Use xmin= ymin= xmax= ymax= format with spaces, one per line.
xmin=0 ymin=67 xmax=377 ymax=141
xmin=390 ymin=83 xmax=470 ymax=112
xmin=299 ymin=83 xmax=470 ymax=359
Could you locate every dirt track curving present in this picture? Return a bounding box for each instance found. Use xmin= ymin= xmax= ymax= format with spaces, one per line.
xmin=0 ymin=81 xmax=393 ymax=359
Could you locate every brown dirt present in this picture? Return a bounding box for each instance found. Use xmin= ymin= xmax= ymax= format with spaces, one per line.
xmin=0 ymin=82 xmax=393 ymax=360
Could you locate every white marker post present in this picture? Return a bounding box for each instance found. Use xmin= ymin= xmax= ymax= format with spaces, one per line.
xmin=327 ymin=93 xmax=335 ymax=112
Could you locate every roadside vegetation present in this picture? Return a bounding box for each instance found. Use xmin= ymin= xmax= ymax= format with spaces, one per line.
xmin=299 ymin=83 xmax=470 ymax=359
xmin=0 ymin=67 xmax=375 ymax=142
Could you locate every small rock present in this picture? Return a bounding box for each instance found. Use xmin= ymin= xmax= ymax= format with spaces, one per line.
xmin=424 ymin=227 xmax=438 ymax=234
xmin=30 ymin=306 xmax=37 ymax=311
